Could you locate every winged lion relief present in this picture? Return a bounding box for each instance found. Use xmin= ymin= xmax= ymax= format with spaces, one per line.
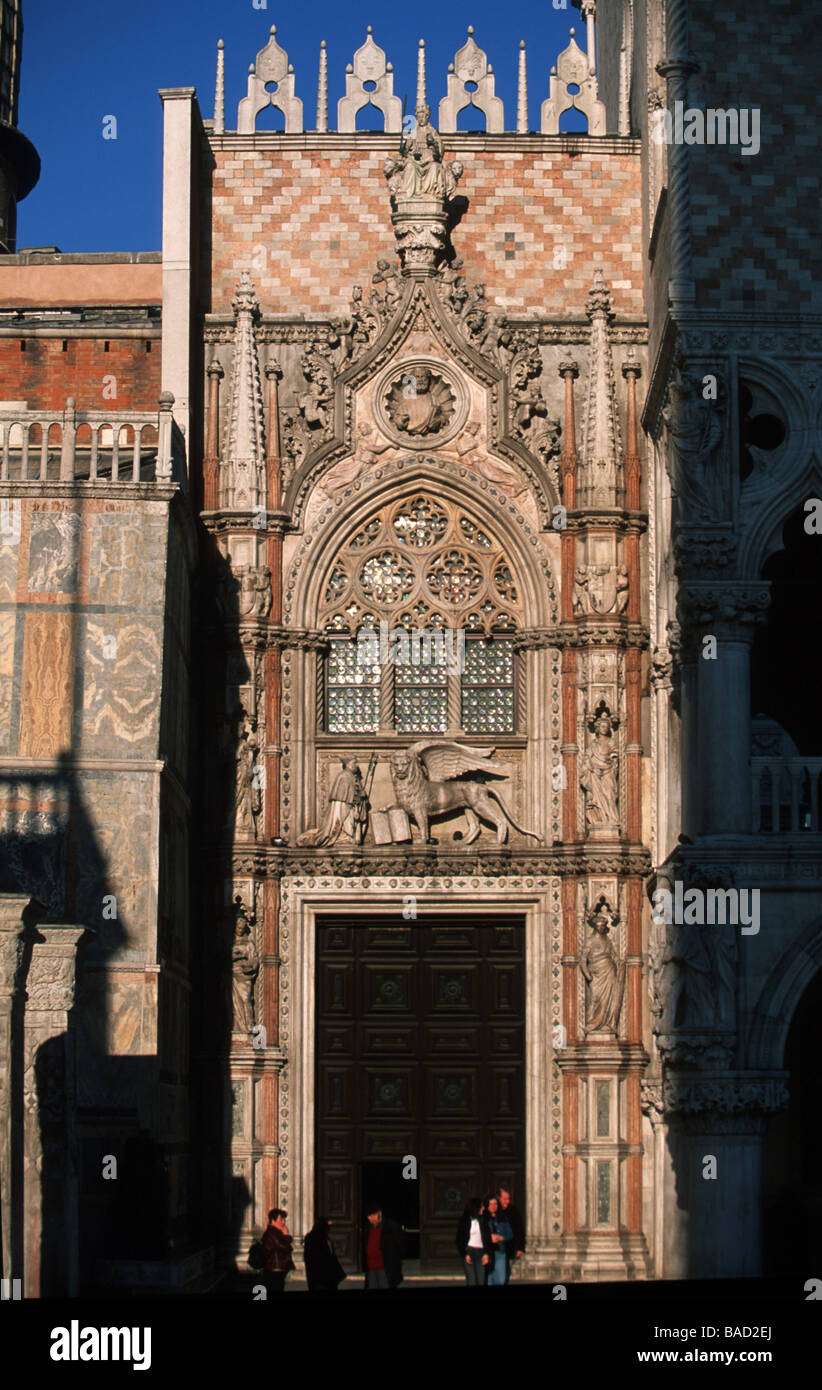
xmin=387 ymin=740 xmax=541 ymax=846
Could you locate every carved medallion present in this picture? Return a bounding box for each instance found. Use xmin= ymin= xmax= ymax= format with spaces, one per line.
xmin=374 ymin=359 xmax=468 ymax=448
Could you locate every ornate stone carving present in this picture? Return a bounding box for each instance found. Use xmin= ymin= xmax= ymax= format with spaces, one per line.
xmin=578 ymin=270 xmax=621 ymax=506
xmin=662 ymin=366 xmax=727 ymax=522
xmin=579 ymin=702 xmax=620 ymax=830
xmin=222 ymin=272 xmax=266 ymax=511
xmin=230 ymin=897 xmax=259 ymax=1036
xmin=573 ymin=564 xmax=630 ymax=616
xmin=509 ymin=344 xmax=548 ymax=442
xmin=678 ymin=581 xmax=771 ymax=642
xmin=387 ymin=741 xmax=541 ymax=846
xmin=237 ymin=25 xmax=304 ymax=134
xmin=439 ymin=28 xmax=505 ymax=134
xmin=383 ymin=366 xmax=455 ymax=439
xmin=297 ymin=758 xmax=370 ymax=847
xmin=384 ymin=103 xmax=463 ymax=273
xmin=579 ymin=895 xmax=625 ymax=1035
xmin=338 ymin=28 xmax=401 ymax=134
xmin=541 ymin=29 xmax=606 ymax=134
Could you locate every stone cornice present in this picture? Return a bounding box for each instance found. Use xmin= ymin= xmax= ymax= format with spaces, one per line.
xmin=212 ymin=845 xmax=653 ymax=878
xmin=514 ymin=624 xmax=649 ymax=651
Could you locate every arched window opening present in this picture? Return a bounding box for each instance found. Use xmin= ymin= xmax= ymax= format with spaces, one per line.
xmin=319 ymin=494 xmax=522 ymax=736
xmin=751 ymin=507 xmax=822 ymax=756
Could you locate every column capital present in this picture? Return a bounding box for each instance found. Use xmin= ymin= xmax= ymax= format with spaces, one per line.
xmin=679 ymin=581 xmax=771 ymax=642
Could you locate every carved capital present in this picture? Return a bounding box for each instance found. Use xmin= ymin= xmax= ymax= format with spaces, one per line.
xmin=678 ymin=581 xmax=771 ymax=640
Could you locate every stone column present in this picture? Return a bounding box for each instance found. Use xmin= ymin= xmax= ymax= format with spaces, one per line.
xmin=660 ymin=1076 xmax=788 ymax=1278
xmin=0 ymin=896 xmax=28 ymax=1284
xmin=681 ymin=583 xmax=771 ymax=836
xmin=22 ymin=924 xmax=85 ymax=1298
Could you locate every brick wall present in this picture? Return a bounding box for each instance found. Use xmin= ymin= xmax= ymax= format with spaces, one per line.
xmin=203 ymin=135 xmax=644 ymax=319
xmin=0 ymin=336 xmax=160 ymax=410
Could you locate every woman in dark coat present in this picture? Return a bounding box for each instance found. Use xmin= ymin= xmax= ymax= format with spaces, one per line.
xmin=303 ymin=1217 xmax=346 ymax=1291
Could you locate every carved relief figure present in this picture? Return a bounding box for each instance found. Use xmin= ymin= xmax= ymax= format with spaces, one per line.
xmin=509 ymin=348 xmax=548 ymax=438
xmin=388 ymin=741 xmax=541 ymax=846
xmin=580 ymin=704 xmax=620 ymax=828
xmin=580 ymin=897 xmax=625 ymax=1034
xmin=662 ymin=368 xmax=725 ymax=519
xmin=231 ymin=898 xmax=259 ymax=1035
xmin=322 ymin=423 xmax=392 ymax=500
xmin=385 ymin=367 xmax=454 ymax=437
xmin=297 ymin=758 xmax=370 ymax=846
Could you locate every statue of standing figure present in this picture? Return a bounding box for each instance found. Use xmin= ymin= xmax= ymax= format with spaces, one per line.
xmin=580 ymin=897 xmax=625 ymax=1034
xmin=580 ymin=704 xmax=620 ymax=829
xmin=231 ymin=898 xmax=259 ymax=1036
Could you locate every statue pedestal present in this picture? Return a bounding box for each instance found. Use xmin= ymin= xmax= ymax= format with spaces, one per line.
xmin=391 ymin=198 xmax=448 ymax=275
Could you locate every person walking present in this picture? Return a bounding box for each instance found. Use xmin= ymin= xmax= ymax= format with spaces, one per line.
xmin=456 ymin=1196 xmax=494 ymax=1287
xmin=261 ymin=1208 xmax=295 ymax=1294
xmin=303 ymin=1216 xmax=346 ymax=1291
xmin=498 ymin=1185 xmax=525 ymax=1282
xmin=362 ymin=1205 xmax=404 ymax=1289
xmin=485 ymin=1194 xmax=513 ymax=1287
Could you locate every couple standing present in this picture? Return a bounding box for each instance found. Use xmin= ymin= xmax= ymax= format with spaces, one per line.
xmin=456 ymin=1186 xmax=525 ymax=1286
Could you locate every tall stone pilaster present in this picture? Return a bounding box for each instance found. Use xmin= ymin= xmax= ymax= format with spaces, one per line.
xmin=22 ymin=924 xmax=86 ymax=1297
xmin=0 ymin=896 xmax=28 ymax=1284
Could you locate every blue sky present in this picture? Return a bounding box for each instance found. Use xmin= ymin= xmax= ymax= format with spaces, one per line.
xmin=19 ymin=1 xmax=580 ymax=253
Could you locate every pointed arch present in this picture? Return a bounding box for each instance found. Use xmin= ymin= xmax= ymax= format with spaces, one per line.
xmin=747 ymin=914 xmax=822 ymax=1070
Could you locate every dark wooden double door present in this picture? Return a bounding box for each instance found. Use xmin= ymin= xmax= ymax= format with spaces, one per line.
xmin=315 ymin=918 xmax=525 ymax=1270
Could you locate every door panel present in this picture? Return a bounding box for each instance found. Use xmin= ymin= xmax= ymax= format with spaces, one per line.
xmin=315 ymin=919 xmax=525 ymax=1270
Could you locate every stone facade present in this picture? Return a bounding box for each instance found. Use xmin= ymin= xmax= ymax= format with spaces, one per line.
xmin=0 ymin=2 xmax=819 ymax=1292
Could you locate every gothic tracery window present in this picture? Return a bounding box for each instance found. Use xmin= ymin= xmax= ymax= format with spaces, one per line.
xmin=320 ymin=495 xmax=521 ymax=735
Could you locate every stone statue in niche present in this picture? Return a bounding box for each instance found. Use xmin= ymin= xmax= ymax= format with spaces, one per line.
xmin=387 ymin=741 xmax=541 ymax=846
xmin=297 ymin=758 xmax=370 ymax=847
xmin=661 ymin=366 xmax=726 ymax=520
xmin=231 ymin=709 xmax=262 ymax=839
xmin=580 ymin=896 xmax=625 ymax=1035
xmin=230 ymin=897 xmax=259 ymax=1035
xmin=579 ymin=703 xmax=620 ymax=829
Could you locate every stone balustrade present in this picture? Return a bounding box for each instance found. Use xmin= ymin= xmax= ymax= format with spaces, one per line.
xmin=0 ymin=392 xmax=181 ymax=486
xmin=751 ymin=756 xmax=822 ymax=833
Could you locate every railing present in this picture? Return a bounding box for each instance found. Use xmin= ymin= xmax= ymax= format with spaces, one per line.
xmin=0 ymin=393 xmax=184 ymax=486
xmin=751 ymin=756 xmax=822 ymax=833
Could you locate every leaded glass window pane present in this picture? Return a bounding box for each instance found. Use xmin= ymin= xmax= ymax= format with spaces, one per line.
xmin=461 ymin=638 xmax=515 ymax=734
xmin=327 ymin=639 xmax=380 ymax=733
xmin=394 ymin=647 xmax=448 ymax=733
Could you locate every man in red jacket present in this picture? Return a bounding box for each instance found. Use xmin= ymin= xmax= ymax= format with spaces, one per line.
xmin=261 ymin=1208 xmax=295 ymax=1294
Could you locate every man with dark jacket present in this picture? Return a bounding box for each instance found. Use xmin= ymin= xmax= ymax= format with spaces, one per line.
xmin=261 ymin=1208 xmax=295 ymax=1294
xmin=362 ymin=1205 xmax=404 ymax=1289
xmin=498 ymin=1186 xmax=525 ymax=1282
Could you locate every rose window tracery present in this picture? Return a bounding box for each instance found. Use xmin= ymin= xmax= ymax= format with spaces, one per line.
xmin=320 ymin=494 xmax=521 ymax=635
